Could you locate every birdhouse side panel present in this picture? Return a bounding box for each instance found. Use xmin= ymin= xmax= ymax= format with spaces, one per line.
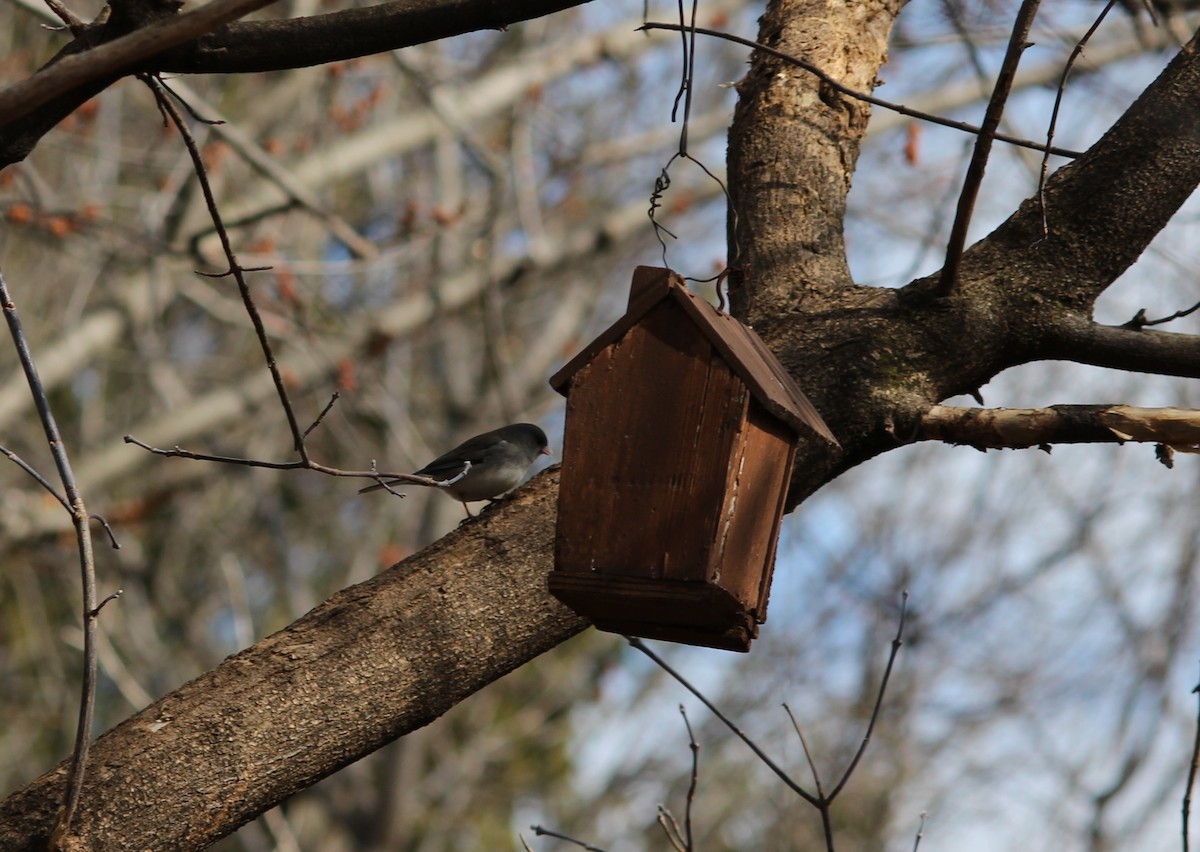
xmin=555 ymin=299 xmax=748 ymax=583
xmin=714 ymin=400 xmax=798 ymax=621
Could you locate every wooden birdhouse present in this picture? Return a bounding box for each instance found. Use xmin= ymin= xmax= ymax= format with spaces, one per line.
xmin=548 ymin=266 xmax=836 ymax=652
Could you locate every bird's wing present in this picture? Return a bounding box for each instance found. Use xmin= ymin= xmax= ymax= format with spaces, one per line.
xmin=412 ymin=430 xmax=507 ymax=480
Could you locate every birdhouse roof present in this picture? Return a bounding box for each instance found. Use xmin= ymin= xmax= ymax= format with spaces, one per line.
xmin=550 ymin=267 xmax=836 ymax=443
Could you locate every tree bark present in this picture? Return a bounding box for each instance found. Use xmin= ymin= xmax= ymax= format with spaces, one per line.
xmin=0 ymin=0 xmax=593 ymax=167
xmin=728 ymin=11 xmax=1200 ymax=505
xmin=0 ymin=470 xmax=586 ymax=850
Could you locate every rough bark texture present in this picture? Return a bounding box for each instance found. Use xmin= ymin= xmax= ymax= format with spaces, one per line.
xmin=0 ymin=469 xmax=586 ymax=850
xmin=727 ymin=5 xmax=1200 ymax=506
xmin=4 ymin=0 xmax=1200 ymax=846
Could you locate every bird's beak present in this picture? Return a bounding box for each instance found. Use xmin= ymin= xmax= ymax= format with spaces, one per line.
xmin=542 ymin=447 xmax=553 ymax=456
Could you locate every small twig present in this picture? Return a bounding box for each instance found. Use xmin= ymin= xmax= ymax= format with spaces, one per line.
xmin=91 ymin=589 xmax=124 ymax=617
xmin=518 ymin=834 xmax=536 ymax=852
xmin=89 ymin=513 xmax=121 ymax=550
xmin=144 ymin=75 xmax=311 ymax=459
xmin=122 ymin=434 xmax=446 ymax=488
xmin=302 ymin=392 xmax=340 ymax=438
xmin=829 ymin=591 xmax=908 ymax=799
xmin=913 ymin=811 xmax=927 ymax=852
xmin=626 ymin=636 xmax=819 ymax=806
xmin=679 ymin=705 xmax=698 ymax=852
xmin=153 ymin=76 xmax=226 ymax=125
xmin=42 ymin=0 xmax=83 ymax=31
xmin=0 ymin=266 xmax=100 ymax=847
xmin=639 ymin=22 xmax=1082 ymax=159
xmin=195 ymin=266 xmax=275 ymax=278
xmin=362 ymin=461 xmax=471 ymax=493
xmin=784 ymin=705 xmax=835 ymax=850
xmin=656 ymin=806 xmax=687 ymax=852
xmin=1124 ymin=299 xmax=1200 ymax=330
xmin=937 ymin=0 xmax=1041 ymax=297
xmin=0 ymin=442 xmax=70 ymax=504
xmin=530 ymin=825 xmax=609 ymax=851
xmin=1038 ymin=0 xmax=1117 ymax=239
xmin=1183 ymin=669 xmax=1200 ymax=852
xmin=0 ymin=445 xmax=122 ymax=549
xmin=784 ymin=703 xmax=825 ymax=798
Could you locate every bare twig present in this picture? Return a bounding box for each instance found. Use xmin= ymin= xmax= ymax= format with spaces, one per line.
xmin=626 ymin=636 xmax=820 ymax=806
xmin=913 ymin=811 xmax=927 ymax=852
xmin=0 ymin=441 xmax=70 ymax=503
xmin=639 ymin=22 xmax=1081 ymax=159
xmin=937 ymin=0 xmax=1041 ymax=296
xmin=92 ymin=589 xmax=124 ymax=617
xmin=42 ymin=0 xmax=83 ymax=32
xmin=1184 ymin=671 xmax=1200 ymax=852
xmin=782 ymin=704 xmax=834 ymax=851
xmin=630 ymin=594 xmax=908 ymax=852
xmin=302 ymin=392 xmax=341 ymax=439
xmin=1038 ymin=0 xmax=1118 ymax=238
xmin=530 ymin=825 xmax=609 ymax=851
xmin=1124 ymin=299 xmax=1200 ymax=330
xmin=122 ymin=434 xmax=448 ymax=489
xmin=784 ymin=703 xmax=825 ymax=797
xmin=829 ymin=591 xmax=908 ymax=799
xmin=0 ymin=265 xmax=102 ymax=847
xmin=656 ymin=806 xmax=687 ymax=852
xmin=679 ymin=705 xmax=698 ymax=852
xmin=0 ymin=443 xmax=121 ymax=548
xmin=145 ymin=76 xmax=310 ymax=459
xmin=136 ymin=78 xmax=473 ymax=497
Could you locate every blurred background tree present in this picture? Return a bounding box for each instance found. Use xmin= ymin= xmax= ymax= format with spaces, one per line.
xmin=1 ymin=0 xmax=1199 ymax=849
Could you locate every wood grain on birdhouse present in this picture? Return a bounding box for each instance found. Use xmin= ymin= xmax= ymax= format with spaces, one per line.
xmin=549 ymin=267 xmax=835 ymax=651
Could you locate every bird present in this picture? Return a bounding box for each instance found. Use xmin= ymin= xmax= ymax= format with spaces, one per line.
xmin=359 ymin=423 xmax=551 ymax=518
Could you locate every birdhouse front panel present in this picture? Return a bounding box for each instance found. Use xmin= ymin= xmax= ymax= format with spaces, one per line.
xmin=554 ymin=296 xmax=750 ymax=585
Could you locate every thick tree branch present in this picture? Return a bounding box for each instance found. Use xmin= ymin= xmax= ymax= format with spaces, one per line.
xmin=725 ymin=22 xmax=1200 ymax=508
xmin=0 ymin=469 xmax=586 ymax=850
xmin=952 ymin=29 xmax=1200 ymax=306
xmin=1038 ymin=316 xmax=1200 ymax=379
xmin=919 ymin=404 xmax=1200 ymax=451
xmin=0 ymin=0 xmax=280 ymax=126
xmin=155 ymin=0 xmax=592 ymax=74
xmin=0 ymin=0 xmax=593 ymax=167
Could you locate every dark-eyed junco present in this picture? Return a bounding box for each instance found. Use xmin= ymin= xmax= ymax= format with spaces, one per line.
xmin=360 ymin=423 xmax=551 ymax=517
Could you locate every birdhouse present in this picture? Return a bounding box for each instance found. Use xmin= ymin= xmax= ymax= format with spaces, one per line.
xmin=548 ymin=266 xmax=836 ymax=652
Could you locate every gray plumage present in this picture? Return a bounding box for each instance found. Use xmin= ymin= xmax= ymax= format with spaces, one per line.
xmin=360 ymin=423 xmax=551 ymax=517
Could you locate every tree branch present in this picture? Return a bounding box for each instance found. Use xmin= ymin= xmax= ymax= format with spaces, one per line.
xmin=952 ymin=29 xmax=1200 ymax=306
xmin=919 ymin=404 xmax=1200 ymax=451
xmin=0 ymin=0 xmax=281 ymax=127
xmin=0 ymin=0 xmax=595 ymax=167
xmin=937 ymin=0 xmax=1040 ymax=296
xmin=0 ymin=469 xmax=586 ymax=850
xmin=1040 ymin=316 xmax=1200 ymax=379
